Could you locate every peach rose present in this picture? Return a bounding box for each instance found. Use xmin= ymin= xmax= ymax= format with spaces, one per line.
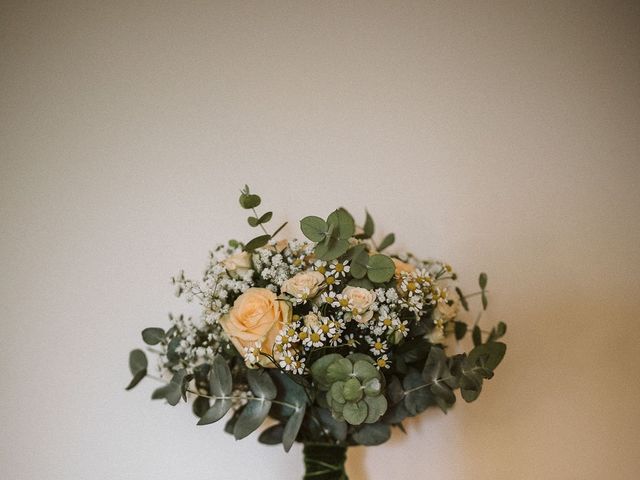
xmin=281 ymin=270 xmax=325 ymax=301
xmin=219 ymin=288 xmax=291 ymax=367
xmin=222 ymin=251 xmax=252 ymax=275
xmin=342 ymin=286 xmax=376 ymax=323
xmin=393 ymin=258 xmax=416 ymax=276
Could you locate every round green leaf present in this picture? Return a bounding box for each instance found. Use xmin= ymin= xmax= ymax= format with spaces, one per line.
xmin=239 ymin=193 xmax=261 ymax=209
xmin=300 ymin=216 xmax=328 ymax=242
xmin=364 ymin=394 xmax=388 ymax=423
xmin=129 ymin=349 xmax=148 ymax=375
xmin=327 ymin=358 xmax=353 ymax=383
xmin=330 ymin=381 xmax=346 ymax=404
xmin=353 ymin=360 xmax=378 ymax=382
xmin=363 ymin=378 xmax=382 ymax=396
xmin=326 ymin=208 xmax=355 ymax=239
xmin=342 ymin=378 xmax=363 ymax=402
xmin=342 ymin=401 xmax=368 ymax=425
xmin=141 ymin=327 xmax=165 ymax=346
xmin=247 ymin=369 xmax=277 ymax=400
xmin=366 ymin=254 xmax=395 ymax=283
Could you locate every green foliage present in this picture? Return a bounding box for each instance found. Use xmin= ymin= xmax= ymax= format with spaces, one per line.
xmin=282 ymin=405 xmax=306 ymax=452
xmin=151 ymin=370 xmax=189 ymax=406
xmin=300 ymin=216 xmax=328 ymax=242
xmin=300 ymin=208 xmax=356 ymax=261
xmin=488 ymin=321 xmax=507 ymax=342
xmin=198 ymin=355 xmax=234 ymax=425
xmin=327 ymin=208 xmax=356 ymax=239
xmin=239 ymin=185 xmax=261 ymax=209
xmin=247 ymin=369 xmax=277 ymax=401
xmin=141 ymin=327 xmax=165 ymax=345
xmin=378 ymin=233 xmax=395 ymax=251
xmin=472 ymin=325 xmax=482 ymax=347
xmin=354 ymin=210 xmax=375 ymax=240
xmin=479 ymin=272 xmax=488 ymax=310
xmin=233 ymin=397 xmax=272 ymax=440
xmin=310 ymin=353 xmax=387 ymax=426
xmin=125 ymin=349 xmax=147 ymax=390
xmin=352 ymin=423 xmax=391 ymax=446
xmin=366 ymin=254 xmax=395 ymax=283
xmin=192 ymin=396 xmax=210 ymax=418
xmin=244 ymin=234 xmax=271 ymax=252
xmin=455 ymin=287 xmax=469 ymax=311
xmin=454 ymin=321 xmax=468 ymax=340
xmin=258 ymin=424 xmax=284 ymax=445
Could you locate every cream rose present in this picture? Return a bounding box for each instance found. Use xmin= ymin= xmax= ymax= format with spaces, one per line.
xmin=342 ymin=286 xmax=376 ymax=323
xmin=222 ymin=251 xmax=252 ymax=275
xmin=219 ymin=288 xmax=291 ymax=367
xmin=281 ymin=270 xmax=325 ymax=301
xmin=393 ymin=258 xmax=416 ymax=276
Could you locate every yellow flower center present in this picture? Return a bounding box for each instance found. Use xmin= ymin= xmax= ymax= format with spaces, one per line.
xmin=377 ymin=358 xmax=387 ymax=368
xmin=335 ymin=263 xmax=344 ymax=272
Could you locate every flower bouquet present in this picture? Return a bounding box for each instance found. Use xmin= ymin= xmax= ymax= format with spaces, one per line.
xmin=126 ymin=186 xmax=507 ymax=479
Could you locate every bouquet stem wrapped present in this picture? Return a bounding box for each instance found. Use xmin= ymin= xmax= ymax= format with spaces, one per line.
xmin=303 ymin=444 xmax=348 ymax=480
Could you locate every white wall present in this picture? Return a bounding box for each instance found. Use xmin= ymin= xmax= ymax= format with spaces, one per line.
xmin=2 ymin=1 xmax=639 ymax=479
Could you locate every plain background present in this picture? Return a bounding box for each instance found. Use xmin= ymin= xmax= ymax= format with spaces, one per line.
xmin=2 ymin=1 xmax=639 ymax=479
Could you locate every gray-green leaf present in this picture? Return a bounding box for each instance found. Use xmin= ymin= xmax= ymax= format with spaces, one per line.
xmin=378 ymin=233 xmax=395 ymax=251
xmin=141 ymin=328 xmax=165 ymax=346
xmin=300 ymin=216 xmax=328 ymax=242
xmin=282 ymin=404 xmax=306 ymax=452
xmin=233 ymin=398 xmax=272 ymax=439
xmin=210 ymin=355 xmax=233 ymax=396
xmin=367 ymin=254 xmax=395 ymax=283
xmin=247 ymin=369 xmax=277 ymax=400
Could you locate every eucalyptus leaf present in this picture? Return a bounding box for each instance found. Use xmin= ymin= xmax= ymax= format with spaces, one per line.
xmin=317 ymin=408 xmax=347 ymax=442
xmin=300 ymin=216 xmax=328 ymax=242
xmin=129 ymin=349 xmax=148 ymax=375
xmin=210 ymin=355 xmax=233 ymax=397
xmin=125 ymin=369 xmax=146 ymax=390
xmin=282 ymin=404 xmax=306 ymax=452
xmin=244 ymin=234 xmax=271 ymax=252
xmin=316 ymin=237 xmax=350 ymax=261
xmin=197 ymin=398 xmax=232 ymax=425
xmin=455 ymin=287 xmax=469 ymax=311
xmin=378 ymin=233 xmax=395 ymax=251
xmin=258 ymin=424 xmax=284 ymax=445
xmin=247 ymin=369 xmax=277 ymax=400
xmin=342 ymin=401 xmax=368 ymax=425
xmin=350 ymin=248 xmax=369 ymax=279
xmin=192 ymin=396 xmax=210 ymax=418
xmin=367 ymin=254 xmax=395 ymax=283
xmin=233 ymin=398 xmax=272 ymax=439
xmin=352 ymin=423 xmax=391 ymax=446
xmin=348 ymin=277 xmax=375 ymax=289
xmin=479 ymin=272 xmax=488 ymax=289
xmin=454 ymin=321 xmax=468 ymax=340
xmin=141 ymin=328 xmax=165 ymax=346
xmin=326 ymin=208 xmax=355 ymax=239
xmin=362 ymin=210 xmax=374 ymax=238
xmin=259 ymin=211 xmax=273 ymax=224
xmin=239 ymin=193 xmax=261 ymax=209
xmin=472 ymin=325 xmax=482 ymax=347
